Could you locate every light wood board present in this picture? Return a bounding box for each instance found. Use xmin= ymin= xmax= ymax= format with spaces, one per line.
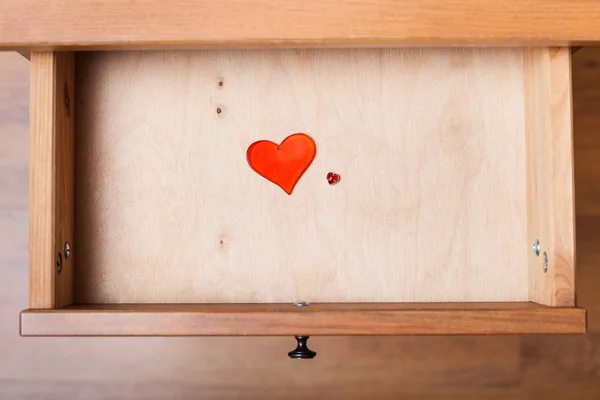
xmin=20 ymin=303 xmax=586 ymax=336
xmin=3 ymin=0 xmax=600 ymax=49
xmin=29 ymin=52 xmax=75 ymax=308
xmin=75 ymin=48 xmax=528 ymax=303
xmin=525 ymin=48 xmax=576 ymax=306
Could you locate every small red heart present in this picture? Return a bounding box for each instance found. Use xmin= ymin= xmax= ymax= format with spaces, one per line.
xmin=326 ymin=172 xmax=341 ymax=185
xmin=246 ymin=133 xmax=316 ymax=195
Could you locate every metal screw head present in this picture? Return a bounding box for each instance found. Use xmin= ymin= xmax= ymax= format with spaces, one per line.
xmin=533 ymin=240 xmax=541 ymax=257
xmin=543 ymin=252 xmax=549 ymax=273
xmin=56 ymin=252 xmax=62 ymax=274
xmin=64 ymin=242 xmax=71 ymax=259
xmin=293 ymin=301 xmax=310 ymax=307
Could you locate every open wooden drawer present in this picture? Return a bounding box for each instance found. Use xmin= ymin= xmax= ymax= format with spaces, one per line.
xmin=19 ymin=47 xmax=585 ymax=345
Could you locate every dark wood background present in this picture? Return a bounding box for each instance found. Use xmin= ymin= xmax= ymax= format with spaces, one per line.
xmin=1 ymin=49 xmax=599 ymax=399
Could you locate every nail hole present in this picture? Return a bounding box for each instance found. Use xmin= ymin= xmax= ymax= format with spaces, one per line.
xmin=216 ymin=107 xmax=222 ymax=114
xmin=56 ymin=252 xmax=62 ymax=274
xmin=218 ymin=81 xmax=224 ymax=87
xmin=64 ymin=85 xmax=70 ymax=117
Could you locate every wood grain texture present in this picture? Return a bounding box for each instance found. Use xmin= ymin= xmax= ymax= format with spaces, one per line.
xmin=59 ymin=302 xmax=556 ymax=310
xmin=19 ymin=303 xmax=586 ymax=336
xmin=521 ymin=334 xmax=600 ymax=399
xmin=525 ymin=48 xmax=576 ymax=306
xmin=75 ymin=48 xmax=528 ymax=304
xmin=29 ymin=52 xmax=75 ymax=309
xmin=2 ymin=1 xmax=600 ymax=49
xmin=3 ymin=47 xmax=600 ymax=400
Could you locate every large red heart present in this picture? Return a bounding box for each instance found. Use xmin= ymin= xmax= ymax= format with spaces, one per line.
xmin=246 ymin=133 xmax=316 ymax=195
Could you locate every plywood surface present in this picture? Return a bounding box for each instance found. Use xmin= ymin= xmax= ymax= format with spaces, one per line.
xmin=2 ymin=0 xmax=600 ymax=49
xmin=75 ymin=48 xmax=527 ymax=304
xmin=3 ymin=49 xmax=600 ymax=399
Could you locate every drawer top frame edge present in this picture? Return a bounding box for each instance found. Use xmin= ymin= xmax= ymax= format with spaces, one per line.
xmin=3 ymin=0 xmax=600 ymax=50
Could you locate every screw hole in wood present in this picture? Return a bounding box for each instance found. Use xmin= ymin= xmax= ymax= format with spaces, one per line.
xmin=56 ymin=252 xmax=62 ymax=274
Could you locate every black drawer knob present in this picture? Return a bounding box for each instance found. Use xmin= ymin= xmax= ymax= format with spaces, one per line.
xmin=288 ymin=336 xmax=317 ymax=359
